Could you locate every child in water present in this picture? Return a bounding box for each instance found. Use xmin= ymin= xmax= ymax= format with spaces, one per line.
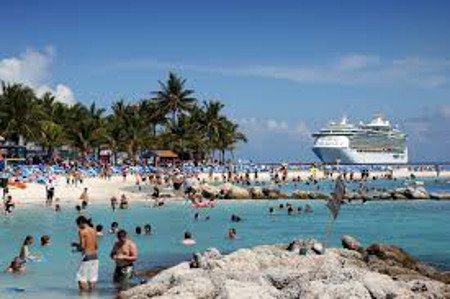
xmin=144 ymin=224 xmax=152 ymax=235
xmin=182 ymin=231 xmax=196 ymax=246
xmin=40 ymin=235 xmax=51 ymax=246
xmin=5 ymin=257 xmax=26 ymax=273
xmin=228 ymin=228 xmax=237 ymax=239
xmin=109 ymin=222 xmax=119 ymax=234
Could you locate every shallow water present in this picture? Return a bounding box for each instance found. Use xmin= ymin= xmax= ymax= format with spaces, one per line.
xmin=1 ymin=180 xmax=450 ymax=298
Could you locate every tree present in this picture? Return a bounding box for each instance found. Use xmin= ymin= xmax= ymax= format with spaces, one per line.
xmin=216 ymin=120 xmax=247 ymax=162
xmin=152 ymin=72 xmax=196 ymax=125
xmin=0 ymin=82 xmax=43 ymax=144
xmin=39 ymin=121 xmax=66 ymax=157
xmin=0 ymin=75 xmax=247 ymax=163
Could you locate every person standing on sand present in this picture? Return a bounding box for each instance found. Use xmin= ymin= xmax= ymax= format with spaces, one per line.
xmin=74 ymin=216 xmax=99 ymax=292
xmin=110 ymin=230 xmax=138 ymax=288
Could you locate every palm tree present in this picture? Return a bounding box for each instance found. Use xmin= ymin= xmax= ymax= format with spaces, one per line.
xmin=39 ymin=120 xmax=66 ymax=158
xmin=64 ymin=102 xmax=105 ymax=157
xmin=0 ymin=82 xmax=43 ymax=144
xmin=201 ymin=100 xmax=227 ymax=158
xmin=216 ymin=120 xmax=247 ymax=162
xmin=152 ymin=72 xmax=197 ymax=125
xmin=140 ymin=99 xmax=167 ymax=136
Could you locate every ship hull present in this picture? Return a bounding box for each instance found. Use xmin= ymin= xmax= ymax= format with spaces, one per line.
xmin=312 ymin=147 xmax=408 ymax=164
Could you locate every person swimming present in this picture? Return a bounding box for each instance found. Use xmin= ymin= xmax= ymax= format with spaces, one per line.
xmin=96 ymin=225 xmax=104 ymax=236
xmin=279 ymin=203 xmax=284 ymax=209
xmin=135 ymin=226 xmax=142 ymax=235
xmin=5 ymin=257 xmax=26 ymax=274
xmin=287 ymin=206 xmax=294 ymax=215
xmin=269 ymin=207 xmax=275 ymax=214
xmin=55 ymin=204 xmax=61 ymax=212
xmin=75 ymin=205 xmax=82 ymax=213
xmin=144 ymin=224 xmax=152 ymax=235
xmin=231 ymin=214 xmax=242 ymax=222
xmin=81 ymin=200 xmax=88 ymax=210
xmin=182 ymin=231 xmax=196 ymax=246
xmin=228 ymin=228 xmax=237 ymax=239
xmin=194 ymin=213 xmax=199 ymax=221
xmin=297 ymin=206 xmax=303 ymax=213
xmin=40 ymin=235 xmax=51 ymax=246
xmin=110 ymin=222 xmax=119 ymax=234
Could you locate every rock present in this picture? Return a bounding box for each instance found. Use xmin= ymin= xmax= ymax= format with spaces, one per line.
xmin=392 ymin=192 xmax=408 ymax=200
xmin=365 ymin=244 xmax=418 ymax=269
xmin=249 ymin=187 xmax=264 ymax=199
xmin=219 ymin=183 xmax=251 ymax=199
xmin=291 ymin=190 xmax=310 ymax=199
xmin=200 ymin=184 xmax=220 ymax=199
xmin=404 ymin=187 xmax=430 ymax=199
xmin=373 ymin=192 xmax=392 ymax=200
xmin=230 ymin=185 xmax=250 ymax=199
xmin=120 ymin=243 xmax=450 ymax=299
xmin=262 ymin=188 xmax=288 ymax=199
xmin=312 ymin=242 xmax=325 ymax=255
xmin=430 ymin=192 xmax=450 ymax=200
xmin=362 ymin=272 xmax=414 ymax=298
xmin=221 ymin=279 xmax=281 ymax=298
xmin=309 ymin=192 xmax=331 ymax=200
xmin=341 ymin=235 xmax=362 ymax=251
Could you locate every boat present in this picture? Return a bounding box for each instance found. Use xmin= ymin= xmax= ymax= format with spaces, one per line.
xmin=312 ymin=114 xmax=408 ymax=164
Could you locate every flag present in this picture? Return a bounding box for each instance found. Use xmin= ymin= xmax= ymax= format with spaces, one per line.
xmin=327 ymin=176 xmax=345 ymax=220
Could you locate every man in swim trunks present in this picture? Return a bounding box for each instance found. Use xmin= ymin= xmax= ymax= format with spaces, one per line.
xmin=75 ymin=216 xmax=98 ymax=292
xmin=110 ymin=230 xmax=138 ymax=288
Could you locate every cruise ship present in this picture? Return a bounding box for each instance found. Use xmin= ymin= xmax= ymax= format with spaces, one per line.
xmin=312 ymin=115 xmax=408 ymax=164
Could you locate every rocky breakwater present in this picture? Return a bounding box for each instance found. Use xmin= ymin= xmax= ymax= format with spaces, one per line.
xmin=373 ymin=186 xmax=450 ymax=200
xmin=291 ymin=186 xmax=450 ymax=201
xmin=120 ymin=237 xmax=450 ymax=299
xmin=193 ymin=183 xmax=289 ymax=200
xmin=193 ymin=183 xmax=450 ymax=201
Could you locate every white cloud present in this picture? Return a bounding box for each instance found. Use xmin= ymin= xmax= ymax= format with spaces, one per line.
xmin=0 ymin=48 xmax=75 ymax=104
xmin=35 ymin=84 xmax=75 ymax=104
xmin=293 ymin=121 xmax=311 ymax=138
xmin=112 ymin=54 xmax=450 ymax=88
xmin=239 ymin=118 xmax=291 ymax=132
xmin=338 ymin=54 xmax=380 ymax=70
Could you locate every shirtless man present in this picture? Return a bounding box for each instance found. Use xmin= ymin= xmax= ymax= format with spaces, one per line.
xmin=75 ymin=216 xmax=98 ymax=292
xmin=110 ymin=230 xmax=138 ymax=287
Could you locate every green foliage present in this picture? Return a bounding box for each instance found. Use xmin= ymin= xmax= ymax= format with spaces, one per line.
xmin=0 ymin=73 xmax=247 ymax=161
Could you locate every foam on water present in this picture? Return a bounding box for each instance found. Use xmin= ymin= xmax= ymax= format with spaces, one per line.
xmin=1 ymin=180 xmax=450 ymax=298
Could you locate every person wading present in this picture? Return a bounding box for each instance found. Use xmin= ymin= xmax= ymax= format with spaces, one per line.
xmin=74 ymin=216 xmax=99 ymax=292
xmin=110 ymin=229 xmax=138 ymax=289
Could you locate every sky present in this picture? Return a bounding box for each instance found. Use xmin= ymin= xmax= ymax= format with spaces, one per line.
xmin=0 ymin=0 xmax=449 ymax=162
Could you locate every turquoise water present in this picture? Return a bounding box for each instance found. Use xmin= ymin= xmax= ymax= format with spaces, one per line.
xmin=1 ymin=181 xmax=450 ymax=298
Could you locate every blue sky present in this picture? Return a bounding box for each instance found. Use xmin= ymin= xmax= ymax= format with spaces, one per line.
xmin=1 ymin=0 xmax=449 ymax=161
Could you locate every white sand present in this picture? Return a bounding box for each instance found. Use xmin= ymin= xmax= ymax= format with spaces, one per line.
xmin=8 ymin=176 xmax=157 ymax=206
